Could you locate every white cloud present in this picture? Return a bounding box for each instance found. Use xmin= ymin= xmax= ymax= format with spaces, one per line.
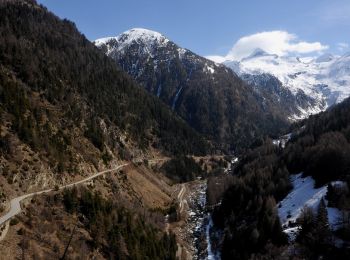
xmin=206 ymin=31 xmax=328 ymax=62
xmin=205 ymin=55 xmax=227 ymax=63
xmin=337 ymin=42 xmax=349 ymax=52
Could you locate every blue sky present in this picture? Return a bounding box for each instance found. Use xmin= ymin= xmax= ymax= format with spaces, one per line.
xmin=38 ymin=0 xmax=350 ymax=59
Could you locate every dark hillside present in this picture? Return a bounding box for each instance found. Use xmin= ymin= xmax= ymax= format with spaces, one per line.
xmin=211 ymin=96 xmax=350 ymax=259
xmin=0 ymin=0 xmax=209 ymax=163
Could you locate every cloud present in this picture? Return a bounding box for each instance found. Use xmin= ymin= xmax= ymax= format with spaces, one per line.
xmin=206 ymin=31 xmax=328 ymax=62
xmin=227 ymin=31 xmax=328 ymax=60
xmin=337 ymin=42 xmax=349 ymax=52
xmin=205 ymin=55 xmax=227 ymax=63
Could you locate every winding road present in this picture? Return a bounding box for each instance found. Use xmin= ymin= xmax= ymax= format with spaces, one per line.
xmin=0 ymin=163 xmax=129 ymax=227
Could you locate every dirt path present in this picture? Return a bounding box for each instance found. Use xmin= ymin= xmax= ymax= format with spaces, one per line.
xmin=178 ymin=184 xmax=187 ymax=214
xmin=0 ymin=163 xmax=129 ymax=239
xmin=172 ymin=183 xmax=192 ymax=260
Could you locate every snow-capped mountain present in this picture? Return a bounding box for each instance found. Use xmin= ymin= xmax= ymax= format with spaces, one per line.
xmin=241 ymin=73 xmax=320 ymax=121
xmin=95 ymin=28 xmax=171 ymax=58
xmin=94 ymin=28 xmax=222 ymax=104
xmin=94 ymin=28 xmax=291 ymax=151
xmin=224 ymin=49 xmax=350 ymax=119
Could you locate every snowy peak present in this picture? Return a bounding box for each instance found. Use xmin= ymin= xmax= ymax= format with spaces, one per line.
xmin=224 ymin=48 xmax=350 ymax=119
xmin=116 ymin=28 xmax=169 ymax=46
xmin=315 ymin=53 xmax=334 ymax=63
xmin=241 ymin=48 xmax=276 ymax=61
xmin=94 ymin=36 xmax=114 ymax=47
xmin=94 ymin=28 xmax=230 ymax=105
xmin=95 ymin=28 xmax=167 ymax=43
xmin=94 ymin=28 xmax=221 ymax=73
xmin=94 ymin=28 xmax=170 ymax=55
xmin=247 ymin=48 xmax=268 ymax=57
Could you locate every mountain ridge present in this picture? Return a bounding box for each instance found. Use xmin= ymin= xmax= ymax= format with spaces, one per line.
xmin=224 ymin=49 xmax=350 ymax=118
xmin=95 ymin=28 xmax=290 ymax=152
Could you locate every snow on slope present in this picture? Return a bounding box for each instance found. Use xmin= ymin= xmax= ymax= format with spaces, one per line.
xmin=278 ymin=173 xmax=343 ymax=239
xmin=94 ymin=28 xmax=170 ymax=55
xmin=224 ymin=50 xmax=350 ymax=118
xmin=94 ymin=28 xmax=227 ymax=99
xmin=278 ymin=174 xmax=327 ymax=225
xmin=272 ymin=133 xmax=292 ymax=148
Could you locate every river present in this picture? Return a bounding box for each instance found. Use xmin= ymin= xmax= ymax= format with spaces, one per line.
xmin=186 ymin=180 xmax=219 ymax=260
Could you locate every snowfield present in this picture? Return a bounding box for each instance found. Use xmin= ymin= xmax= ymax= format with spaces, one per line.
xmin=278 ymin=173 xmax=344 ymax=239
xmin=223 ymin=50 xmax=350 ymax=119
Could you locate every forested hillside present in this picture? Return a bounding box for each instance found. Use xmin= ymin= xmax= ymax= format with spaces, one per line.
xmin=211 ymin=97 xmax=350 ymax=259
xmin=0 ymin=0 xmax=203 ymax=258
xmin=284 ymin=98 xmax=350 ymax=186
xmin=62 ymin=187 xmax=177 ymax=259
xmin=96 ymin=29 xmax=289 ymax=152
xmin=0 ymin=0 xmax=209 ymax=178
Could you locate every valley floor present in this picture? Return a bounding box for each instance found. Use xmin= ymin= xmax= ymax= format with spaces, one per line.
xmin=167 ymin=179 xmax=217 ymax=260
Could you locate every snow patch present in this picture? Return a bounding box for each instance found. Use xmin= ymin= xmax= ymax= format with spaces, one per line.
xmin=272 ymin=133 xmax=292 ymax=148
xmin=94 ymin=37 xmax=114 ymax=47
xmin=178 ymin=47 xmax=187 ymax=59
xmin=232 ymin=157 xmax=238 ymax=164
xmin=172 ymin=86 xmax=183 ymax=110
xmin=278 ymin=174 xmax=327 ymax=226
xmin=278 ymin=173 xmax=344 ymax=239
xmin=156 ymin=83 xmax=162 ymax=97
xmin=203 ymin=64 xmax=215 ymax=74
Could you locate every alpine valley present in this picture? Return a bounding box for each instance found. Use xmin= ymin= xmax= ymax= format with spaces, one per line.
xmin=1 ymin=1 xmax=350 ymax=260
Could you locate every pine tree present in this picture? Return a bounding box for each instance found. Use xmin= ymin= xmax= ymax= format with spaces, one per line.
xmin=296 ymin=206 xmax=315 ymax=243
xmin=271 ymin=217 xmax=288 ymax=245
xmin=315 ymin=198 xmax=332 ymax=246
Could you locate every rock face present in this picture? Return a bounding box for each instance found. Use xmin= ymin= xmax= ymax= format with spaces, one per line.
xmin=240 ymin=73 xmax=321 ymax=120
xmin=95 ymin=29 xmax=289 ymax=152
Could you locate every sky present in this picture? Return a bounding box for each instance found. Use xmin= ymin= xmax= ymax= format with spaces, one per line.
xmin=37 ymin=0 xmax=350 ymax=60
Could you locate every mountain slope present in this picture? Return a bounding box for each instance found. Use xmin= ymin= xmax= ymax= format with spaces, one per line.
xmin=0 ymin=0 xmax=211 ymax=258
xmin=95 ymin=29 xmax=289 ymax=152
xmin=0 ymin=0 xmax=212 ymax=200
xmin=0 ymin=2 xmax=209 ymax=159
xmin=225 ymin=49 xmax=350 ymax=119
xmin=211 ymin=96 xmax=350 ymax=259
xmin=241 ymin=73 xmax=320 ymax=120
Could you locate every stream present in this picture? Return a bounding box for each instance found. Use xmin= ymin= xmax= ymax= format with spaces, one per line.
xmin=186 ymin=181 xmax=219 ymax=260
